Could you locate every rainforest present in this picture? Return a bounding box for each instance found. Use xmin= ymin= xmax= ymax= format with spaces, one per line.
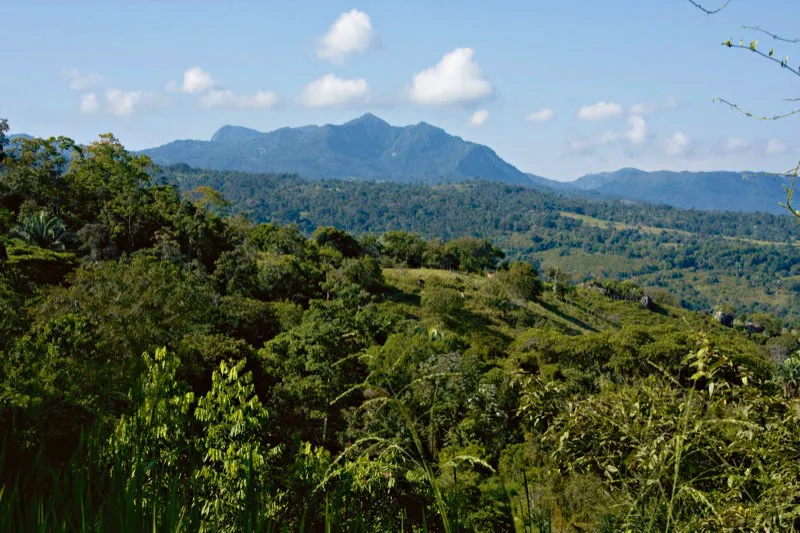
xmin=2 ymin=130 xmax=800 ymax=531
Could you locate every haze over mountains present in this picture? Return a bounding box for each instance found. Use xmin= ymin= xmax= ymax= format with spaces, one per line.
xmin=120 ymin=113 xmax=793 ymax=215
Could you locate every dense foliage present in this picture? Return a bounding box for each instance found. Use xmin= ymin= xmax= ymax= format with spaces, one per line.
xmin=160 ymin=165 xmax=800 ymax=321
xmin=2 ymin=129 xmax=800 ymax=531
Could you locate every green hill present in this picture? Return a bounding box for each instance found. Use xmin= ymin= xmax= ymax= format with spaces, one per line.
xmin=4 ymin=131 xmax=800 ymax=531
xmin=159 ymin=166 xmax=800 ymax=321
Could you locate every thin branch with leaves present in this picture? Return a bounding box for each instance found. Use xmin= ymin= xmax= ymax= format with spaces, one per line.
xmin=742 ymin=26 xmax=800 ymax=44
xmin=687 ymin=0 xmax=734 ymax=15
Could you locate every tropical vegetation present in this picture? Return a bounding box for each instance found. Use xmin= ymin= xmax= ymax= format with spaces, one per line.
xmin=2 ymin=126 xmax=800 ymax=531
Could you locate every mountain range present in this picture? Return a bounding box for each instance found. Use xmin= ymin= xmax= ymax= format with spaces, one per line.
xmin=572 ymin=168 xmax=792 ymax=214
xmin=142 ymin=113 xmax=532 ymax=186
xmin=14 ymin=114 xmax=794 ymax=214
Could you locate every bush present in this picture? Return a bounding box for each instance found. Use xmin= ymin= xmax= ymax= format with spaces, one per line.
xmin=495 ymin=261 xmax=542 ymax=301
xmin=421 ymin=286 xmax=464 ymax=318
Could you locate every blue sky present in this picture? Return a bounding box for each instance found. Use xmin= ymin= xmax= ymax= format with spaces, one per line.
xmin=2 ymin=0 xmax=797 ymax=180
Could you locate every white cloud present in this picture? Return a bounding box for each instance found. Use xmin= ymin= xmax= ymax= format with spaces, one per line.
xmin=65 ymin=69 xmax=103 ymax=90
xmin=201 ymin=89 xmax=278 ymax=109
xmin=664 ymin=132 xmax=691 ymax=155
xmin=565 ymin=115 xmax=648 ymax=156
xmin=625 ymin=115 xmax=647 ymax=146
xmin=469 ymin=109 xmax=489 ymax=126
xmin=80 ymin=93 xmax=99 ymax=114
xmin=177 ymin=67 xmax=215 ymax=94
xmin=526 ymin=108 xmax=555 ymax=122
xmin=409 ymin=48 xmax=493 ymax=105
xmin=766 ymin=138 xmax=788 ymax=156
xmin=318 ymin=9 xmax=376 ymax=63
xmin=629 ymin=96 xmax=678 ymax=115
xmin=301 ymin=74 xmax=369 ymax=108
xmin=577 ymin=101 xmax=622 ymax=121
xmin=725 ymin=138 xmax=749 ymax=152
xmin=105 ymin=89 xmax=143 ymax=116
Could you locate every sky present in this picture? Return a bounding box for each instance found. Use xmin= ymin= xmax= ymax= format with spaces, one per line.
xmin=2 ymin=0 xmax=798 ymax=181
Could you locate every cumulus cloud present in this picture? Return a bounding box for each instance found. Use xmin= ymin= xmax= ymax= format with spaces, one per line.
xmin=565 ymin=115 xmax=649 ymax=156
xmin=629 ymin=96 xmax=678 ymax=115
xmin=766 ymin=138 xmax=788 ymax=156
xmin=105 ymin=89 xmax=144 ymax=116
xmin=664 ymin=132 xmax=691 ymax=156
xmin=301 ymin=74 xmax=369 ymax=108
xmin=577 ymin=101 xmax=622 ymax=121
xmin=166 ymin=66 xmax=279 ymax=110
xmin=176 ymin=67 xmax=215 ymax=94
xmin=317 ymin=9 xmax=377 ymax=63
xmin=625 ymin=115 xmax=647 ymax=146
xmin=80 ymin=93 xmax=99 ymax=114
xmin=409 ymin=48 xmax=493 ymax=105
xmin=526 ymin=108 xmax=555 ymax=122
xmin=102 ymin=89 xmax=165 ymax=116
xmin=201 ymin=89 xmax=278 ymax=109
xmin=469 ymin=109 xmax=489 ymax=126
xmin=65 ymin=69 xmax=103 ymax=90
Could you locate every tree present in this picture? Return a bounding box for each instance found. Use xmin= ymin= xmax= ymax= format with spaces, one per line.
xmin=0 ymin=118 xmax=8 ymax=164
xmin=312 ymin=226 xmax=362 ymax=258
xmin=194 ymin=358 xmax=281 ymax=531
xmin=109 ymin=348 xmax=196 ymax=507
xmin=67 ymin=134 xmax=156 ymax=252
xmin=495 ymin=261 xmax=542 ymax=301
xmin=380 ymin=231 xmax=426 ymax=267
xmin=444 ymin=237 xmax=505 ymax=273
xmin=0 ymin=134 xmax=76 ymax=215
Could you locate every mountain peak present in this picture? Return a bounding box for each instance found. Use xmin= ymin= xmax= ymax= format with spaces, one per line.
xmin=345 ymin=113 xmax=389 ymax=127
xmin=142 ymin=115 xmax=534 ymax=186
xmin=211 ymin=125 xmax=262 ymax=143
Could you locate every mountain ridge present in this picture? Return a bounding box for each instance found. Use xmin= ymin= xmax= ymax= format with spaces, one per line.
xmin=574 ymin=167 xmax=791 ymax=214
xmin=142 ymin=113 xmax=534 ymax=186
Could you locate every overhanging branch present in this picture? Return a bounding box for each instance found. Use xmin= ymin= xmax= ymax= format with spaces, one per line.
xmin=722 ymin=41 xmax=800 ymax=77
xmin=714 ymin=97 xmax=800 ymax=121
xmin=687 ymin=0 xmax=734 ymax=14
xmin=742 ymin=26 xmax=800 ymax=44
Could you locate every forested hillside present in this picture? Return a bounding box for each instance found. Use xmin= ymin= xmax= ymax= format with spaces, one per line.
xmin=573 ymin=168 xmax=792 ymax=214
xmin=3 ymin=129 xmax=800 ymax=531
xmin=142 ymin=114 xmax=532 ymax=186
xmin=160 ymin=165 xmax=800 ymax=321
xmin=139 ymin=113 xmax=791 ymax=214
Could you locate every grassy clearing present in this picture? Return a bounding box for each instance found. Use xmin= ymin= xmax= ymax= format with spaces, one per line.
xmin=559 ymin=211 xmax=799 ymax=247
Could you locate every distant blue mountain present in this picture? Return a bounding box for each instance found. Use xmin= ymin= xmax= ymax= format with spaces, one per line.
xmin=142 ymin=113 xmax=535 ymax=186
xmin=573 ymin=168 xmax=792 ymax=214
xmin=525 ymin=173 xmax=576 ymax=192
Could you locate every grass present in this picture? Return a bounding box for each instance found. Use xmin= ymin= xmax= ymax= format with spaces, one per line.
xmin=559 ymin=211 xmax=800 ymax=247
xmin=382 ymin=267 xmax=696 ymax=341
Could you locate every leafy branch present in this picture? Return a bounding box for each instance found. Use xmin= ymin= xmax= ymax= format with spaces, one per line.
xmin=722 ymin=39 xmax=800 ymax=78
xmin=742 ymin=26 xmax=800 ymax=44
xmin=688 ymin=0 xmax=800 ymax=219
xmin=713 ymin=97 xmax=800 ymax=121
xmin=687 ymin=0 xmax=734 ymax=14
xmin=779 ymin=160 xmax=800 ymax=217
